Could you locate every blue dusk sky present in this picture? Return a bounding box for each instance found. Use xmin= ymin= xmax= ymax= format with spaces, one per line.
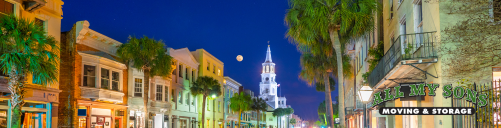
xmin=61 ymin=0 xmax=339 ymax=120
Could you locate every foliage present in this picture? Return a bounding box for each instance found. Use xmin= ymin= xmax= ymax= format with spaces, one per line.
xmin=299 ymin=43 xmax=352 ymax=85
xmin=317 ymin=100 xmax=338 ymax=126
xmin=290 ymin=118 xmax=297 ymax=125
xmin=230 ymin=92 xmax=252 ymax=128
xmin=117 ymin=35 xmax=173 ymax=128
xmin=315 ymin=77 xmax=336 ymax=92
xmin=362 ymin=41 xmax=384 ymax=83
xmin=116 ymin=36 xmax=173 ymax=77
xmin=285 ymin=0 xmax=379 ymax=52
xmin=437 ymin=0 xmax=501 ymax=78
xmin=0 ymin=14 xmax=60 ymax=127
xmin=190 ymin=76 xmax=221 ymax=128
xmin=251 ymin=98 xmax=268 ymax=128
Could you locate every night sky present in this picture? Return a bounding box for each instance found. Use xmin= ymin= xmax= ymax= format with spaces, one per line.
xmin=61 ymin=0 xmax=338 ymax=120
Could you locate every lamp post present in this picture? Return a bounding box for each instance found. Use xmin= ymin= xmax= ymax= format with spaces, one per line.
xmin=358 ymin=85 xmax=373 ymax=128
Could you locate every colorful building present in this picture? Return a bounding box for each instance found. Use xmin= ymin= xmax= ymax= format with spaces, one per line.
xmin=223 ymin=77 xmax=241 ymax=128
xmin=191 ymin=49 xmax=225 ymax=128
xmin=169 ymin=48 xmax=200 ymax=128
xmin=0 ymin=0 xmax=64 ymax=127
xmin=60 ymin=20 xmax=129 ymax=128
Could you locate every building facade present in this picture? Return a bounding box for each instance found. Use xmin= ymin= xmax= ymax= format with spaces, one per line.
xmin=170 ymin=48 xmax=200 ymax=128
xmin=59 ymin=20 xmax=129 ymax=128
xmin=127 ymin=52 xmax=174 ymax=128
xmin=192 ymin=49 xmax=225 ymax=128
xmin=0 ymin=0 xmax=64 ymax=127
xmin=223 ymin=77 xmax=241 ymax=128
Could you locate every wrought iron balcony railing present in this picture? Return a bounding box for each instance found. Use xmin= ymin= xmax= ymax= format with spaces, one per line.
xmin=368 ymin=32 xmax=438 ymax=87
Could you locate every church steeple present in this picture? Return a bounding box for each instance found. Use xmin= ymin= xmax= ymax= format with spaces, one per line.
xmin=265 ymin=45 xmax=272 ymax=63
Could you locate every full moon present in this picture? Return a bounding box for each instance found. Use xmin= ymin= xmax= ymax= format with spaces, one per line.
xmin=236 ymin=55 xmax=243 ymax=62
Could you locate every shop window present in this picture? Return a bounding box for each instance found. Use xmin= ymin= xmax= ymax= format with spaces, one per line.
xmin=165 ymin=86 xmax=169 ymax=102
xmin=83 ymin=65 xmax=96 ymax=87
xmin=134 ymin=78 xmax=143 ymax=97
xmin=494 ymin=68 xmax=501 ymax=81
xmin=0 ymin=0 xmax=13 ymax=16
xmin=156 ymin=85 xmax=163 ymax=101
xmin=111 ymin=71 xmax=119 ymax=91
xmin=101 ymin=68 xmax=110 ymax=89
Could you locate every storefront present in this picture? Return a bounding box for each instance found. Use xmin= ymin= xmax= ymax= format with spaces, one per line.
xmin=78 ymin=100 xmax=127 ymax=128
xmin=0 ymin=84 xmax=60 ymax=128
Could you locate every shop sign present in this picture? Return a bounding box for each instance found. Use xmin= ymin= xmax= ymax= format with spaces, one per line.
xmin=24 ymin=89 xmax=59 ymax=103
xmin=374 ymin=83 xmax=488 ymax=115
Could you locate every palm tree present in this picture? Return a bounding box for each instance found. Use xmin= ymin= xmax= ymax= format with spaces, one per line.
xmin=285 ymin=0 xmax=378 ymax=126
xmin=290 ymin=118 xmax=297 ymax=127
xmin=272 ymin=108 xmax=285 ymax=128
xmin=0 ymin=15 xmax=59 ymax=127
xmin=190 ymin=76 xmax=221 ymax=128
xmin=116 ymin=36 xmax=173 ymax=128
xmin=230 ymin=92 xmax=252 ymax=128
xmin=284 ymin=108 xmax=294 ymax=128
xmin=299 ymin=43 xmax=352 ymax=128
xmin=252 ymin=98 xmax=268 ymax=128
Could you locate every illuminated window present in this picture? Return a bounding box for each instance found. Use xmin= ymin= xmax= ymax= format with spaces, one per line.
xmin=266 ymin=65 xmax=270 ymax=73
xmin=156 ymin=85 xmax=163 ymax=101
xmin=494 ymin=67 xmax=501 ymax=81
xmin=134 ymin=78 xmax=142 ymax=97
xmin=218 ymin=69 xmax=221 ymax=76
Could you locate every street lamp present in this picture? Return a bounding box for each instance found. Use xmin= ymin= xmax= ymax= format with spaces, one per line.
xmin=358 ymin=85 xmax=373 ymax=128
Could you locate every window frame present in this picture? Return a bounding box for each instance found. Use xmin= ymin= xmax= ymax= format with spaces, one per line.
xmin=81 ymin=62 xmax=123 ymax=92
xmin=156 ymin=84 xmax=163 ymax=101
xmin=134 ymin=78 xmax=143 ymax=97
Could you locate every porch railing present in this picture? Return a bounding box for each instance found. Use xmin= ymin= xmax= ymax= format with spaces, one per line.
xmin=368 ymin=32 xmax=437 ymax=87
xmin=453 ymin=80 xmax=501 ymax=128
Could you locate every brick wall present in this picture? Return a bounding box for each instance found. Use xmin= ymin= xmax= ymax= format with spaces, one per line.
xmin=57 ymin=26 xmax=79 ymax=128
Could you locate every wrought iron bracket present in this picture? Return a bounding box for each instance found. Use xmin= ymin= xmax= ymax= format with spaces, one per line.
xmin=406 ymin=64 xmax=438 ymax=78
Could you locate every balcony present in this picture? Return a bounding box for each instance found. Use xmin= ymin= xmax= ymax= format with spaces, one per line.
xmin=80 ymin=86 xmax=125 ymax=103
xmin=368 ymin=32 xmax=438 ymax=91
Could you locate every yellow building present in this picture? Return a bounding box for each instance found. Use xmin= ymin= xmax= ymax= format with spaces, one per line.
xmin=362 ymin=0 xmax=501 ymax=127
xmin=0 ymin=0 xmax=63 ymax=127
xmin=192 ymin=49 xmax=225 ymax=128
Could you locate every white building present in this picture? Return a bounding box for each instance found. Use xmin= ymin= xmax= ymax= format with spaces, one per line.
xmin=169 ymin=48 xmax=200 ymax=128
xmin=259 ymin=45 xmax=287 ymax=109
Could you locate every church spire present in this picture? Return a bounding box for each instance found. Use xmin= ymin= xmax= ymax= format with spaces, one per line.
xmin=265 ymin=45 xmax=272 ymax=62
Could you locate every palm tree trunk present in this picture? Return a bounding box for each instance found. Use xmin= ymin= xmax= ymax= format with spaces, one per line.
xmin=256 ymin=111 xmax=260 ymax=128
xmin=143 ymin=68 xmax=150 ymax=128
xmin=238 ymin=111 xmax=242 ymax=128
xmin=329 ymin=28 xmax=344 ymax=127
xmin=9 ymin=66 xmax=25 ymax=128
xmin=202 ymin=95 xmax=207 ymax=128
xmin=324 ymin=72 xmax=334 ymax=128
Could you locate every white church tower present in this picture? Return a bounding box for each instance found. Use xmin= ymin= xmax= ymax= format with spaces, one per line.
xmin=259 ymin=45 xmax=287 ymax=108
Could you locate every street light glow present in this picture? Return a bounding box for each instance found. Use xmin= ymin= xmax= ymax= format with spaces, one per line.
xmin=212 ymin=94 xmax=216 ymax=98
